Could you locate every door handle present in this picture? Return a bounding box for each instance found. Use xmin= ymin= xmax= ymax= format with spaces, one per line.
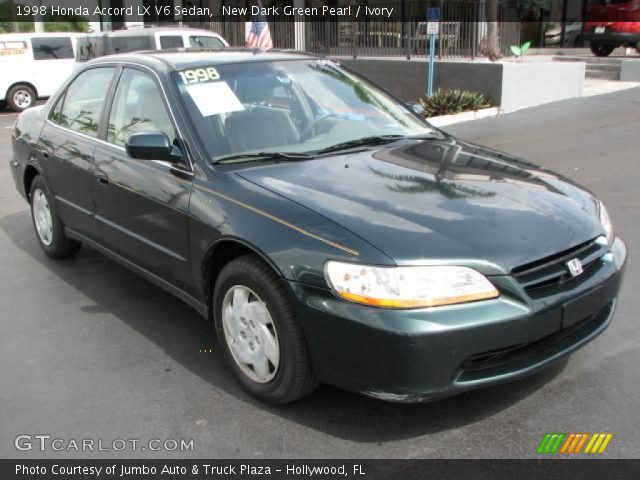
xmin=95 ymin=171 xmax=109 ymax=185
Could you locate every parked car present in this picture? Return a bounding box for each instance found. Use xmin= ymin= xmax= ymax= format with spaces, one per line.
xmin=0 ymin=32 xmax=80 ymax=111
xmin=10 ymin=50 xmax=627 ymax=404
xmin=75 ymin=26 xmax=228 ymax=63
xmin=544 ymin=21 xmax=583 ymax=47
xmin=584 ymin=0 xmax=640 ymax=56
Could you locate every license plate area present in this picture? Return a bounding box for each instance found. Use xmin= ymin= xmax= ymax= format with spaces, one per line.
xmin=594 ymin=26 xmax=606 ymax=34
xmin=562 ymin=286 xmax=604 ymax=330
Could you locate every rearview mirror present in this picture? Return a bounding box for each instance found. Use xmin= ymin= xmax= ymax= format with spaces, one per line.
xmin=125 ymin=132 xmax=183 ymax=162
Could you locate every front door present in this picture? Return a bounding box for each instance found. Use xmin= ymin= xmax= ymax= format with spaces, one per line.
xmin=92 ymin=67 xmax=193 ymax=291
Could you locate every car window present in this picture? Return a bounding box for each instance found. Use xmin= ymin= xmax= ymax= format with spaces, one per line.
xmin=76 ymin=35 xmax=105 ymax=62
xmin=107 ymin=68 xmax=176 ymax=147
xmin=31 ymin=37 xmax=74 ymax=60
xmin=189 ymin=36 xmax=224 ymax=48
xmin=173 ymin=60 xmax=432 ymax=160
xmin=159 ymin=35 xmax=184 ymax=49
xmin=50 ymin=67 xmax=116 ymax=137
xmin=110 ymin=35 xmax=152 ymax=53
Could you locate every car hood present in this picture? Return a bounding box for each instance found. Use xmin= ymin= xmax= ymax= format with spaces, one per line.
xmin=236 ymin=136 xmax=603 ymax=274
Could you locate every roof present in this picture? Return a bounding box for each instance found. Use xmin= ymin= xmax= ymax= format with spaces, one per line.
xmin=0 ymin=32 xmax=83 ymax=39
xmin=82 ymin=27 xmax=224 ymax=38
xmin=89 ymin=48 xmax=317 ymax=70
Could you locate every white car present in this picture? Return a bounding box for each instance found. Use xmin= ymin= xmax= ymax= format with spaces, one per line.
xmin=75 ymin=26 xmax=229 ymax=63
xmin=0 ymin=32 xmax=80 ymax=111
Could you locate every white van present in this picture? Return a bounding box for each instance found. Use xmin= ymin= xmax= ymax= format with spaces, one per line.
xmin=0 ymin=32 xmax=80 ymax=111
xmin=76 ymin=26 xmax=229 ymax=62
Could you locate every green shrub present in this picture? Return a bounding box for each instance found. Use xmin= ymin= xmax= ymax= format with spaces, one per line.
xmin=418 ymin=89 xmax=491 ymax=118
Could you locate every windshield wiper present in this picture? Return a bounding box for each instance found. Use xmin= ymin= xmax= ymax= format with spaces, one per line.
xmin=213 ymin=151 xmax=315 ymax=164
xmin=315 ymin=134 xmax=435 ymax=155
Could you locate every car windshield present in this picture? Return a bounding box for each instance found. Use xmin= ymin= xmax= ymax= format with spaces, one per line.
xmin=171 ymin=59 xmax=433 ymax=161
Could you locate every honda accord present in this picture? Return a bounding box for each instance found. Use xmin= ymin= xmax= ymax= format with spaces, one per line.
xmin=9 ymin=50 xmax=627 ymax=404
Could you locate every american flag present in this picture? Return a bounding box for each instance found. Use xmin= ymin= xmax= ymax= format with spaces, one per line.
xmin=245 ymin=14 xmax=273 ymax=49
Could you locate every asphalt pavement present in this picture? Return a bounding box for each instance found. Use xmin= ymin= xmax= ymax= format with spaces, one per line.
xmin=1 ymin=89 xmax=639 ymax=459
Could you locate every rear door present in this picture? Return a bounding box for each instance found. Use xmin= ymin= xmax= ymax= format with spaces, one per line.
xmin=39 ymin=66 xmax=117 ymax=240
xmin=92 ymin=66 xmax=194 ymax=291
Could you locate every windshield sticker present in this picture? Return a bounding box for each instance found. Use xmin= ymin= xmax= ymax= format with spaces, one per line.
xmin=186 ymin=81 xmax=245 ymax=117
xmin=178 ymin=67 xmax=220 ymax=84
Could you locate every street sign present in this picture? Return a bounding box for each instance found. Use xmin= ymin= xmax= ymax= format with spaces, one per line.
xmin=426 ymin=8 xmax=440 ymax=97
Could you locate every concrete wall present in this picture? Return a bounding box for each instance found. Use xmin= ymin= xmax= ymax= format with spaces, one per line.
xmin=500 ymin=62 xmax=585 ymax=112
xmin=621 ymin=60 xmax=640 ymax=82
xmin=336 ymin=58 xmax=585 ymax=113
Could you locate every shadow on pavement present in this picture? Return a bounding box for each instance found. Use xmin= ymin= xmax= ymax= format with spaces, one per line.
xmin=1 ymin=210 xmax=568 ymax=443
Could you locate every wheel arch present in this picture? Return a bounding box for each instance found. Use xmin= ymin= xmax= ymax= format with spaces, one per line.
xmin=23 ymin=162 xmax=42 ymax=200
xmin=201 ymin=236 xmax=286 ymax=323
xmin=7 ymin=81 xmax=38 ymax=99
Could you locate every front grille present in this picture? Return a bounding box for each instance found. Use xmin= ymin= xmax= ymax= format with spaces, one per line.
xmin=512 ymin=237 xmax=608 ymax=296
xmin=458 ymin=301 xmax=613 ymax=380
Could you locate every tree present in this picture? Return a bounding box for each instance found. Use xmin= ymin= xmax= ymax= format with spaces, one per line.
xmin=485 ymin=0 xmax=502 ymax=61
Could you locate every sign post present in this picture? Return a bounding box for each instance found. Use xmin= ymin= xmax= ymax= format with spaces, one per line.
xmin=426 ymin=7 xmax=440 ymax=97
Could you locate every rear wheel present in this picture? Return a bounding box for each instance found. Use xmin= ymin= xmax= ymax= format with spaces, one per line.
xmin=7 ymin=84 xmax=36 ymax=111
xmin=590 ymin=42 xmax=615 ymax=57
xmin=213 ymin=254 xmax=318 ymax=404
xmin=30 ymin=175 xmax=81 ymax=259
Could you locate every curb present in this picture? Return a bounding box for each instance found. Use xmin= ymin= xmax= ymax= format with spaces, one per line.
xmin=426 ymin=107 xmax=501 ymax=127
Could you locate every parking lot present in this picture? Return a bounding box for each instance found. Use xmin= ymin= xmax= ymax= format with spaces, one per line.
xmin=1 ymin=88 xmax=639 ymax=459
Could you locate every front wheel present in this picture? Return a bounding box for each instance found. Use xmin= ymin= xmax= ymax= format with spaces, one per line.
xmin=30 ymin=175 xmax=81 ymax=259
xmin=214 ymin=254 xmax=318 ymax=404
xmin=590 ymin=42 xmax=615 ymax=57
xmin=7 ymin=84 xmax=36 ymax=111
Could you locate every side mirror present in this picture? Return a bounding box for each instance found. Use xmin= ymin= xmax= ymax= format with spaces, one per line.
xmin=125 ymin=132 xmax=183 ymax=162
xmin=407 ymin=102 xmax=425 ymax=117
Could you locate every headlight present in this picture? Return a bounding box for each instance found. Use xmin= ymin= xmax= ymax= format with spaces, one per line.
xmin=324 ymin=261 xmax=499 ymax=309
xmin=598 ymin=200 xmax=614 ymax=245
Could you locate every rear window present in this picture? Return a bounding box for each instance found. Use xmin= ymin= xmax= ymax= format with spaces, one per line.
xmin=160 ymin=35 xmax=184 ymax=49
xmin=31 ymin=37 xmax=74 ymax=60
xmin=109 ymin=35 xmax=152 ymax=53
xmin=189 ymin=35 xmax=224 ymax=48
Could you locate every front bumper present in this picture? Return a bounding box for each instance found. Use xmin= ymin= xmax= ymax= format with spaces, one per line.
xmin=289 ymin=237 xmax=627 ymax=402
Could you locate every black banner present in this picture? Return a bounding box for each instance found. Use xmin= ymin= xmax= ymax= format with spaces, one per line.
xmin=0 ymin=0 xmax=635 ymax=24
xmin=2 ymin=459 xmax=640 ymax=480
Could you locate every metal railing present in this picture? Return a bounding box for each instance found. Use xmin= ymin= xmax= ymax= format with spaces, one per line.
xmin=189 ymin=0 xmax=520 ymax=60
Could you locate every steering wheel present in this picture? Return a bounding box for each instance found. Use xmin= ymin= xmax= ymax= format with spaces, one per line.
xmin=300 ymin=113 xmax=340 ymax=141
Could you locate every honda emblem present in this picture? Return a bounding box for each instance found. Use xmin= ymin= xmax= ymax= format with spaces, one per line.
xmin=566 ymin=258 xmax=584 ymax=277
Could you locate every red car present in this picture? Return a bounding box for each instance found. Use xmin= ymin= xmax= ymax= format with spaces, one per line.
xmin=584 ymin=0 xmax=640 ymax=56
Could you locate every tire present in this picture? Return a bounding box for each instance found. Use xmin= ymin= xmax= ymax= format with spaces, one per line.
xmin=30 ymin=175 xmax=81 ymax=259
xmin=213 ymin=254 xmax=318 ymax=404
xmin=7 ymin=84 xmax=36 ymax=112
xmin=590 ymin=42 xmax=615 ymax=57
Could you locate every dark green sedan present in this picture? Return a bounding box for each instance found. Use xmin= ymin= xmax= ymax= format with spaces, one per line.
xmin=9 ymin=50 xmax=627 ymax=404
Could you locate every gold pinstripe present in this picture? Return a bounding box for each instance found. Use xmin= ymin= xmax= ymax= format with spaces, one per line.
xmin=194 ymin=184 xmax=359 ymax=256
